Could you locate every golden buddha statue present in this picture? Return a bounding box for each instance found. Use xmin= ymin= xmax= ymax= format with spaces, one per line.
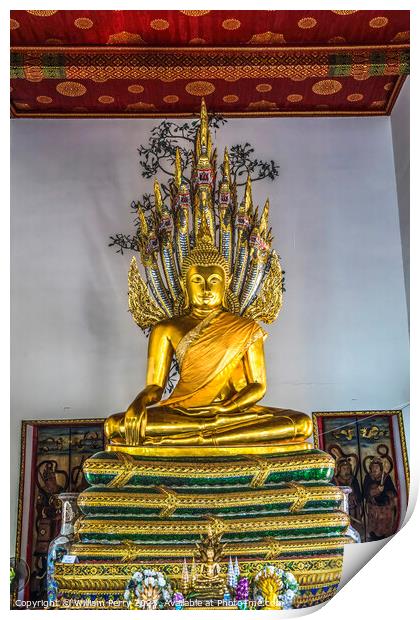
xmin=193 ymin=528 xmax=226 ymax=598
xmin=55 ymin=100 xmax=349 ymax=611
xmin=105 ymin=99 xmax=312 ymax=449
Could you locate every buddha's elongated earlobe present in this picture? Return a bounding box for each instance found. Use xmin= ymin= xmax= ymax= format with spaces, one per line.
xmin=222 ymin=279 xmax=229 ymax=311
xmin=223 ymin=276 xmax=240 ymax=313
xmin=183 ymin=289 xmax=190 ymax=310
xmin=181 ymin=279 xmax=189 ymax=310
xmin=179 ymin=280 xmax=190 ymax=310
xmin=224 ymin=289 xmax=240 ymax=314
xmin=173 ymin=278 xmax=189 ymax=316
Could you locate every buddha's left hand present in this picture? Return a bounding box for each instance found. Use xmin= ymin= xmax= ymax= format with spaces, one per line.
xmin=187 ymin=383 xmax=265 ymax=418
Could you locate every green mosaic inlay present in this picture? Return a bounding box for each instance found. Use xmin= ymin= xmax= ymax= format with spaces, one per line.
xmin=73 ymin=546 xmax=344 ymax=561
xmin=81 ymin=481 xmax=338 ymax=495
xmin=78 ymin=483 xmax=341 ymax=518
xmin=85 ymin=462 xmax=334 ymax=486
xmin=79 ymin=499 xmax=340 ymax=518
xmin=84 ymin=447 xmax=335 ymax=487
xmin=80 ymin=525 xmax=346 ymax=544
xmin=85 ymin=469 xmax=334 ymax=487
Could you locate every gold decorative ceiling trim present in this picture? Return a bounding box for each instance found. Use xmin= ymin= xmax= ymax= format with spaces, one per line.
xmin=10 ymin=104 xmax=392 ymax=119
xmin=10 ymin=8 xmax=409 ymax=118
xmin=11 ymin=44 xmax=408 ymax=81
xmin=10 ymin=43 xmax=408 ymax=118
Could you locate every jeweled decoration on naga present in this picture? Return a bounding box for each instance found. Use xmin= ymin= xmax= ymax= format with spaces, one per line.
xmin=105 ymin=98 xmax=313 ymax=449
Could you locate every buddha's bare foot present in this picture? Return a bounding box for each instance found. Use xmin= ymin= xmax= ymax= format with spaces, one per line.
xmin=107 ymin=436 xmax=126 ymax=446
xmin=142 ymin=431 xmax=211 ymax=446
xmin=143 ymin=435 xmax=165 ymax=445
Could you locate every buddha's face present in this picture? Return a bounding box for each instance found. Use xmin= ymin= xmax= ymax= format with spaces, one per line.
xmin=186 ymin=265 xmax=225 ymax=310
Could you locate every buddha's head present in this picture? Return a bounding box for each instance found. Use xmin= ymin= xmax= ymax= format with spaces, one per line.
xmin=180 ymin=237 xmax=238 ymax=313
xmin=185 ymin=264 xmax=226 ymax=310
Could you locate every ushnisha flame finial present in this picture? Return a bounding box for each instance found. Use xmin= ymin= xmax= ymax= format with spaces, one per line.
xmin=128 ymin=99 xmax=283 ymax=331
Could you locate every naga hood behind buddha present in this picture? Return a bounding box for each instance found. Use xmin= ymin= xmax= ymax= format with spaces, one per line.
xmin=127 ymin=98 xmax=284 ymax=336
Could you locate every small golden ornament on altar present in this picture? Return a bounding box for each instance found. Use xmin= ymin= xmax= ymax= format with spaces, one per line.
xmin=193 ymin=527 xmax=227 ymax=599
xmin=255 ymin=567 xmax=283 ymax=610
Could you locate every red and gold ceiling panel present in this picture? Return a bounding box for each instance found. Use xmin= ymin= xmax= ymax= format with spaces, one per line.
xmin=10 ymin=10 xmax=409 ymax=118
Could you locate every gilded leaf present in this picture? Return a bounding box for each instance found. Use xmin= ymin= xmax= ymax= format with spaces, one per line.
xmin=128 ymin=257 xmax=167 ymax=331
xmin=243 ymin=251 xmax=283 ymax=324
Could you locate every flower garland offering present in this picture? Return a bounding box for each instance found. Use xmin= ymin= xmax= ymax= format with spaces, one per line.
xmin=253 ymin=565 xmax=299 ymax=610
xmin=124 ymin=569 xmax=173 ymax=610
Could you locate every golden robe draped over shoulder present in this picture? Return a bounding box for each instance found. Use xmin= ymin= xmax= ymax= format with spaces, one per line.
xmin=160 ymin=310 xmax=266 ymax=410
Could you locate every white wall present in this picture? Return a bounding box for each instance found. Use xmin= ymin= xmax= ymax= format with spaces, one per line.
xmin=391 ymin=77 xmax=410 ymax=321
xmin=390 ymin=77 xmax=410 ymax=452
xmin=10 ymin=116 xmax=409 ymax=550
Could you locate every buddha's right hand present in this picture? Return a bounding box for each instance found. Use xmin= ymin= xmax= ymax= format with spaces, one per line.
xmin=124 ymin=406 xmax=146 ymax=446
xmin=124 ymin=385 xmax=162 ymax=445
xmin=124 ymin=392 xmax=150 ymax=445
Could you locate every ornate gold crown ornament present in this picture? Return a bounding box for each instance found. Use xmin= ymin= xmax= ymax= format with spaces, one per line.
xmin=128 ymin=99 xmax=283 ymax=331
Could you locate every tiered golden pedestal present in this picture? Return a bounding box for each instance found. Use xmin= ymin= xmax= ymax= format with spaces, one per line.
xmin=54 ymin=443 xmax=351 ymax=609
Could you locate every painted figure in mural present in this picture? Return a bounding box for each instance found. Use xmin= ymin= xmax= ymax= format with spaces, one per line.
xmin=37 ymin=461 xmax=68 ymax=495
xmin=332 ymin=454 xmax=364 ymax=538
xmin=363 ymin=456 xmax=398 ymax=540
xmin=105 ymin=99 xmax=313 ymax=448
xmin=328 ymin=446 xmax=364 ymax=539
